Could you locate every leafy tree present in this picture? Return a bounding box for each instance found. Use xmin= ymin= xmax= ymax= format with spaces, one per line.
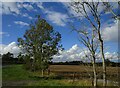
xmin=18 ymin=16 xmax=62 ymax=76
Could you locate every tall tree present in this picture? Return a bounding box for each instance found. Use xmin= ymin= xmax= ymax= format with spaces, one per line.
xmin=68 ymin=2 xmax=99 ymax=87
xmin=68 ymin=1 xmax=107 ymax=87
xmin=18 ymin=16 xmax=62 ymax=76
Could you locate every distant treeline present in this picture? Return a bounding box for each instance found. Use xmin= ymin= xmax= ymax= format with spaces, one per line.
xmin=49 ymin=61 xmax=120 ymax=67
xmin=1 ymin=52 xmax=24 ymax=65
xmin=1 ymin=52 xmax=120 ymax=67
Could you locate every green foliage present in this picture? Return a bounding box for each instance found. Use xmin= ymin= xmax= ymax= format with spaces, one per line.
xmin=2 ymin=52 xmax=19 ymax=65
xmin=17 ymin=52 xmax=24 ymax=63
xmin=23 ymin=55 xmax=32 ymax=70
xmin=18 ymin=16 xmax=62 ymax=72
xmin=2 ymin=52 xmax=13 ymax=62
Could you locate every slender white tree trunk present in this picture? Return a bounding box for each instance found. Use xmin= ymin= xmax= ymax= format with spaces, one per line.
xmin=92 ymin=55 xmax=97 ymax=87
xmin=100 ymin=41 xmax=106 ymax=87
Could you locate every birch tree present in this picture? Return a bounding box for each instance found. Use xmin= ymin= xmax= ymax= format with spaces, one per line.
xmin=68 ymin=1 xmax=107 ymax=87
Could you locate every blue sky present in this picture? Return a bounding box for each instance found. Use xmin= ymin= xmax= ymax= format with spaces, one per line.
xmin=0 ymin=2 xmax=119 ymax=62
xmin=1 ymin=2 xmax=82 ymax=49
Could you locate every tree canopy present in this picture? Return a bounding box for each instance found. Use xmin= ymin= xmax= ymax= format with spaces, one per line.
xmin=18 ymin=16 xmax=62 ymax=73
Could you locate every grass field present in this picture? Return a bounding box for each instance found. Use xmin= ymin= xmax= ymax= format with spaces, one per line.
xmin=2 ymin=64 xmax=119 ymax=86
xmin=49 ymin=65 xmax=119 ymax=81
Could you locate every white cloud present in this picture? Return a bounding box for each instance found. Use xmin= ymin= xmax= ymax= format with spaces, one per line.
xmin=0 ymin=32 xmax=10 ymax=37
xmin=102 ymin=20 xmax=118 ymax=42
xmin=8 ymin=24 xmax=11 ymax=27
xmin=22 ymin=13 xmax=28 ymax=17
xmin=47 ymin=11 xmax=68 ymax=26
xmin=23 ymin=4 xmax=34 ymax=11
xmin=22 ymin=13 xmax=33 ymax=20
xmin=1 ymin=2 xmax=68 ymax=26
xmin=52 ymin=44 xmax=118 ymax=62
xmin=36 ymin=2 xmax=68 ymax=26
xmin=2 ymin=2 xmax=20 ymax=15
xmin=67 ymin=44 xmax=80 ymax=54
xmin=0 ymin=42 xmax=118 ymax=62
xmin=1 ymin=2 xmax=34 ymax=20
xmin=18 ymin=3 xmax=34 ymax=11
xmin=52 ymin=44 xmax=90 ymax=62
xmin=36 ymin=2 xmax=44 ymax=10
xmin=104 ymin=52 xmax=118 ymax=62
xmin=14 ymin=21 xmax=29 ymax=26
xmin=28 ymin=16 xmax=33 ymax=20
xmin=0 ymin=42 xmax=21 ymax=57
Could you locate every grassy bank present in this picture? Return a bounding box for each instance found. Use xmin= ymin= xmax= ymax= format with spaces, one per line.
xmin=3 ymin=65 xmax=31 ymax=81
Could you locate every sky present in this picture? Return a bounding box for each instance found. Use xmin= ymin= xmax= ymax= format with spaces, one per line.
xmin=0 ymin=1 xmax=119 ymax=62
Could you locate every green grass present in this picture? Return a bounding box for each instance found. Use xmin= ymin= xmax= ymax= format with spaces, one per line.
xmin=2 ymin=65 xmax=31 ymax=81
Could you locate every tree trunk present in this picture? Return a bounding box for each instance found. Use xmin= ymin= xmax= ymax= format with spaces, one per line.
xmin=72 ymin=72 xmax=75 ymax=83
xmin=92 ymin=55 xmax=97 ymax=87
xmin=100 ymin=41 xmax=106 ymax=87
xmin=97 ymin=27 xmax=106 ymax=87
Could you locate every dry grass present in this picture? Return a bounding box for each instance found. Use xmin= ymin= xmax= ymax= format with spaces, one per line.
xmin=49 ymin=65 xmax=119 ymax=81
xmin=49 ymin=65 xmax=119 ymax=73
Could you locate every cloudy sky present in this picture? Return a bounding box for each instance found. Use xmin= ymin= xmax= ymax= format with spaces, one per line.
xmin=0 ymin=1 xmax=119 ymax=62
